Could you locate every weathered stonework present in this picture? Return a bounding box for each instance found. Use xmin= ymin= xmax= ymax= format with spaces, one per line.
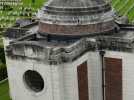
xmin=38 ymin=21 xmax=115 ymax=35
xmin=4 ymin=0 xmax=134 ymax=100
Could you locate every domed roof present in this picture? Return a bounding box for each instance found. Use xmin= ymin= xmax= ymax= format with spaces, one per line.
xmin=38 ymin=0 xmax=115 ymax=39
xmin=46 ymin=0 xmax=105 ymax=8
xmin=43 ymin=0 xmax=111 ymax=15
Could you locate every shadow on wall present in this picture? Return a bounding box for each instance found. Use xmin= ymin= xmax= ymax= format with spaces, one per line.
xmin=0 ymin=47 xmax=7 ymax=81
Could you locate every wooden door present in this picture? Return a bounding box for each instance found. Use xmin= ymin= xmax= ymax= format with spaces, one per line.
xmin=105 ymin=57 xmax=122 ymax=100
xmin=77 ymin=61 xmax=89 ymax=100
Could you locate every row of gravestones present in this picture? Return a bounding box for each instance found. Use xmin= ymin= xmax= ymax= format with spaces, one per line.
xmin=0 ymin=0 xmax=20 ymax=81
xmin=0 ymin=0 xmax=37 ymax=30
xmin=0 ymin=0 xmax=22 ymax=6
xmin=0 ymin=0 xmax=21 ymax=1
xmin=6 ymin=7 xmax=36 ymax=16
xmin=0 ymin=0 xmax=22 ymax=11
xmin=0 ymin=2 xmax=23 ymax=6
xmin=0 ymin=0 xmax=19 ymax=30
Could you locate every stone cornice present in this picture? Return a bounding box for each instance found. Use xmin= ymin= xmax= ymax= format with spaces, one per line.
xmin=6 ymin=35 xmax=134 ymax=64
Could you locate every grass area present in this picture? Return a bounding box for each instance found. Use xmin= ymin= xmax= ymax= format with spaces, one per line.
xmin=0 ymin=1 xmax=46 ymax=100
xmin=22 ymin=0 xmax=45 ymax=8
xmin=0 ymin=0 xmax=134 ymax=28
xmin=0 ymin=0 xmax=46 ymax=34
xmin=0 ymin=80 xmax=10 ymax=100
xmin=1 ymin=0 xmax=134 ymax=30
xmin=0 ymin=0 xmax=46 ymax=47
xmin=112 ymin=0 xmax=134 ymax=22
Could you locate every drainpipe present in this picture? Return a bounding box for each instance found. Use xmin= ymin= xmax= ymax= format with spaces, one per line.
xmin=99 ymin=50 xmax=106 ymax=100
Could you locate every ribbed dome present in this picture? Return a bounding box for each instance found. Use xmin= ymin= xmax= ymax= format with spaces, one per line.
xmin=43 ymin=0 xmax=111 ymax=15
xmin=38 ymin=0 xmax=115 ymax=39
xmin=46 ymin=0 xmax=105 ymax=8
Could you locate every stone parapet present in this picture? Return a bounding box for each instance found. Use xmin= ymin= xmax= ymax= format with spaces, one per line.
xmin=5 ymin=34 xmax=134 ymax=64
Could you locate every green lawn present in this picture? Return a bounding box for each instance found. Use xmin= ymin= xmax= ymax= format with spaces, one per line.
xmin=112 ymin=0 xmax=134 ymax=22
xmin=1 ymin=0 xmax=134 ymax=30
xmin=22 ymin=0 xmax=45 ymax=8
xmin=0 ymin=1 xmax=46 ymax=99
xmin=0 ymin=80 xmax=10 ymax=100
xmin=0 ymin=0 xmax=46 ymax=33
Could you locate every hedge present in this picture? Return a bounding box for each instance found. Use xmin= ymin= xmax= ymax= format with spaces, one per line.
xmin=0 ymin=67 xmax=7 ymax=81
xmin=0 ymin=47 xmax=7 ymax=81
